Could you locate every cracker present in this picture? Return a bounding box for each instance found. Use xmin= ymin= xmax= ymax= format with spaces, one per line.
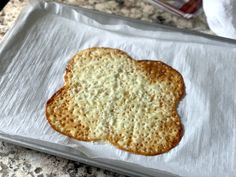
xmin=46 ymin=47 xmax=185 ymax=155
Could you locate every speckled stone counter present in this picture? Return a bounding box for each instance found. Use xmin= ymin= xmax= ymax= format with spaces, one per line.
xmin=0 ymin=0 xmax=212 ymax=40
xmin=0 ymin=1 xmax=212 ymax=177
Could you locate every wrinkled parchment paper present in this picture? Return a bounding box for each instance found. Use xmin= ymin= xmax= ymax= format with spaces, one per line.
xmin=0 ymin=1 xmax=236 ymax=177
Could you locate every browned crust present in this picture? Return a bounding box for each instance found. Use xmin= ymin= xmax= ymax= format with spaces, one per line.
xmin=45 ymin=47 xmax=185 ymax=156
xmin=107 ymin=113 xmax=183 ymax=156
xmin=46 ymin=87 xmax=103 ymax=142
xmin=46 ymin=87 xmax=89 ymax=142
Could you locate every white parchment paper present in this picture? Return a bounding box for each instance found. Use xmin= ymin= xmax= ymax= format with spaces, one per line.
xmin=0 ymin=1 xmax=236 ymax=177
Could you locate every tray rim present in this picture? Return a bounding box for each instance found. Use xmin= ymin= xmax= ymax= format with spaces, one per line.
xmin=0 ymin=133 xmax=178 ymax=177
xmin=56 ymin=0 xmax=236 ymax=45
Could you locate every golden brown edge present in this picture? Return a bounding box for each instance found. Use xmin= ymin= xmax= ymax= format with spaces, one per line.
xmin=45 ymin=87 xmax=104 ymax=142
xmin=45 ymin=47 xmax=185 ymax=156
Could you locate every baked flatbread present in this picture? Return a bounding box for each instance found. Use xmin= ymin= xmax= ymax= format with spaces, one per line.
xmin=46 ymin=47 xmax=185 ymax=155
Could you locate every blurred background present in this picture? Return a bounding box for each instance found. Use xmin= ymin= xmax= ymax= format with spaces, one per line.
xmin=0 ymin=0 xmax=212 ymax=41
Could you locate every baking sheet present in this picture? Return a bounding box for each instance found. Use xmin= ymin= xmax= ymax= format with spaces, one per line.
xmin=0 ymin=1 xmax=236 ymax=177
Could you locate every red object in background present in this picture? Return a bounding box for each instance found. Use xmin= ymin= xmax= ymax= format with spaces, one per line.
xmin=148 ymin=0 xmax=202 ymax=19
xmin=179 ymin=0 xmax=202 ymax=14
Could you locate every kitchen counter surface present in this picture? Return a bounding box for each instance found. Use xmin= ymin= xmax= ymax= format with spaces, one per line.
xmin=0 ymin=0 xmax=212 ymax=40
xmin=0 ymin=0 xmax=211 ymax=177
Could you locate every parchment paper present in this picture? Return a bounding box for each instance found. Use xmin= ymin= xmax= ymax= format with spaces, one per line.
xmin=0 ymin=1 xmax=236 ymax=177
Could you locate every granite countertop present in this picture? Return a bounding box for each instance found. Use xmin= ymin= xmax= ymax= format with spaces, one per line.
xmin=0 ymin=1 xmax=212 ymax=177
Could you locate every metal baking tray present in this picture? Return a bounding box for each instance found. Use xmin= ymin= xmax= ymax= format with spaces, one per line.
xmin=1 ymin=1 xmax=236 ymax=177
xmin=0 ymin=134 xmax=177 ymax=177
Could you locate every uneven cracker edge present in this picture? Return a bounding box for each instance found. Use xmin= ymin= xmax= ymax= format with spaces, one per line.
xmin=45 ymin=47 xmax=185 ymax=156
